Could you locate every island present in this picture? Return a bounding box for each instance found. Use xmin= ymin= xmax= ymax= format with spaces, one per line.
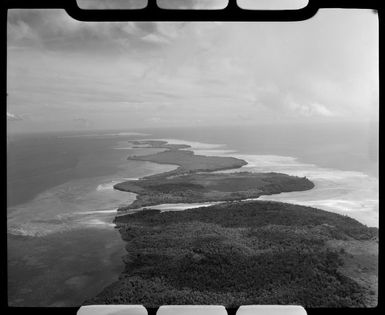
xmin=115 ymin=140 xmax=314 ymax=211
xmin=115 ymin=172 xmax=314 ymax=211
xmin=85 ymin=140 xmax=378 ymax=308
xmin=124 ymin=140 xmax=248 ymax=179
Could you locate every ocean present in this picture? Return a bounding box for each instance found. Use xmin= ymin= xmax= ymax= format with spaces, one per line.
xmin=7 ymin=122 xmax=378 ymax=306
xmin=7 ymin=131 xmax=177 ymax=306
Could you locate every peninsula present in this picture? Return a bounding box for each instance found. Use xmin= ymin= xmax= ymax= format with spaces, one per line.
xmin=115 ymin=140 xmax=314 ymax=210
xmin=86 ymin=140 xmax=378 ymax=308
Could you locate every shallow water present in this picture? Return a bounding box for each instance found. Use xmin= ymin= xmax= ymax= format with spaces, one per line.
xmin=7 ymin=134 xmax=177 ymax=306
xmin=228 ymin=154 xmax=378 ymax=227
xmin=8 ymin=228 xmax=124 ymax=306
xmin=150 ymin=139 xmax=379 ymax=227
xmin=7 ymin=160 xmax=177 ymax=237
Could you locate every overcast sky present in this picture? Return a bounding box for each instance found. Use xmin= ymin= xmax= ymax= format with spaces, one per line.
xmin=7 ymin=3 xmax=378 ymax=133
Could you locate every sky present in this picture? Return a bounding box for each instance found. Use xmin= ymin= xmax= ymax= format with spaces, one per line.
xmin=7 ymin=2 xmax=378 ymax=133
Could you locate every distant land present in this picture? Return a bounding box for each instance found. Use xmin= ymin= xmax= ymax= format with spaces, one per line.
xmin=86 ymin=140 xmax=378 ymax=308
xmin=115 ymin=140 xmax=314 ymax=210
xmin=115 ymin=172 xmax=314 ymax=211
xmin=124 ymin=140 xmax=248 ymax=178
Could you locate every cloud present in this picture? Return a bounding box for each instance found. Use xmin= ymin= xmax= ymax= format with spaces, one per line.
xmin=141 ymin=33 xmax=170 ymax=44
xmin=7 ymin=10 xmax=181 ymax=53
xmin=6 ymin=9 xmax=378 ymax=133
xmin=288 ymin=101 xmax=335 ymax=117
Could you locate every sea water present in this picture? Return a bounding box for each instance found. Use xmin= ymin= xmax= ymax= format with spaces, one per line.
xmin=7 ymin=132 xmax=177 ymax=306
xmin=7 ymin=122 xmax=378 ymax=306
xmin=143 ymin=122 xmax=378 ymax=227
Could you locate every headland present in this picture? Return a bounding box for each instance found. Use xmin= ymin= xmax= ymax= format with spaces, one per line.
xmin=86 ymin=140 xmax=378 ymax=308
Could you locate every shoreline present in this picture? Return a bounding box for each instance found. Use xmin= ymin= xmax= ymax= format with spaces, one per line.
xmin=6 ymin=138 xmax=179 ymax=306
xmin=7 ymin=133 xmax=377 ymax=307
xmin=168 ymin=142 xmax=378 ymax=228
xmin=91 ymin=200 xmax=378 ymax=308
xmin=105 ymin=138 xmax=379 ymax=229
xmin=86 ymin=138 xmax=378 ymax=308
xmin=113 ymin=140 xmax=314 ymax=213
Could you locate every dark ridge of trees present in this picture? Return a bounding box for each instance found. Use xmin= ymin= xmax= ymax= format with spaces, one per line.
xmin=86 ymin=200 xmax=377 ymax=308
xmin=115 ymin=172 xmax=315 ymax=211
xmin=89 ymin=140 xmax=377 ymax=308
xmin=116 ymin=201 xmax=376 ymax=241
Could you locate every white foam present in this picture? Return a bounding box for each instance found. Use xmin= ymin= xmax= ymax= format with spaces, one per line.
xmin=76 ymin=209 xmax=118 ymax=215
xmin=9 ymin=138 xmax=378 ymax=238
xmin=96 ymin=179 xmax=137 ymax=191
xmin=82 ymin=219 xmax=115 ymax=228
xmin=96 ymin=182 xmax=118 ymax=191
xmin=193 ymin=149 xmax=238 ymax=156
xmin=136 ymin=139 xmax=378 ymax=227
xmin=233 ymin=154 xmax=379 ymax=227
xmin=135 ymin=201 xmax=224 ymax=212
xmin=123 ymin=177 xmax=139 ymax=181
xmin=8 ymin=222 xmax=71 ymax=237
xmin=8 ymin=175 xmax=137 ymax=237
xmin=8 ymin=226 xmax=45 ymax=237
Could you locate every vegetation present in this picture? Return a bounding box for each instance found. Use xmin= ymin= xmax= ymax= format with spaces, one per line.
xmin=117 ymin=141 xmax=313 ymax=211
xmin=124 ymin=140 xmax=247 ymax=179
xmin=85 ymin=140 xmax=377 ymax=308
xmin=86 ymin=201 xmax=377 ymax=308
xmin=115 ymin=172 xmax=314 ymax=210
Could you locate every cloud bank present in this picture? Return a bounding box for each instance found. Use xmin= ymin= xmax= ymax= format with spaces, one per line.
xmin=7 ymin=8 xmax=378 ymax=133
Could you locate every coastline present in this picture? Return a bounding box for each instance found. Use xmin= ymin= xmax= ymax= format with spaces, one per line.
xmin=7 ymin=135 xmax=377 ymax=307
xmin=7 ymin=137 xmax=179 ymax=306
xmin=170 ymin=141 xmax=378 ymax=228
xmin=111 ymin=139 xmax=378 ymax=228
xmin=91 ymin=200 xmax=378 ymax=308
xmin=87 ymin=139 xmax=378 ymax=307
xmin=113 ymin=140 xmax=314 ymax=213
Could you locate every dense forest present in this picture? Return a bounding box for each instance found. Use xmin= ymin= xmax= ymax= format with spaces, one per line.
xmin=115 ymin=172 xmax=314 ymax=210
xmin=87 ymin=200 xmax=378 ymax=308
xmin=124 ymin=140 xmax=248 ymax=179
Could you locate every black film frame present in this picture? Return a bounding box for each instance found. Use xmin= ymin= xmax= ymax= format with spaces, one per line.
xmin=1 ymin=1 xmax=382 ymax=315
